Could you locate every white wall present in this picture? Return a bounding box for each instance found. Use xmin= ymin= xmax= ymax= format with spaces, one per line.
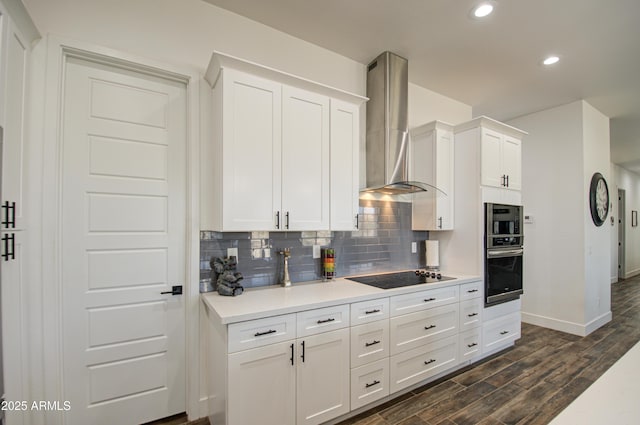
xmin=581 ymin=102 xmax=611 ymax=329
xmin=408 ymin=82 xmax=472 ymax=127
xmin=508 ymin=101 xmax=587 ymax=332
xmin=615 ymin=164 xmax=640 ymax=277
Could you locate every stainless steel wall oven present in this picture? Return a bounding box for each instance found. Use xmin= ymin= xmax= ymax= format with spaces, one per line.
xmin=485 ymin=203 xmax=523 ymax=306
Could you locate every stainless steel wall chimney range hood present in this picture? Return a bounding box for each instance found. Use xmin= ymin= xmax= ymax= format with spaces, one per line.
xmin=363 ymin=51 xmax=441 ymax=195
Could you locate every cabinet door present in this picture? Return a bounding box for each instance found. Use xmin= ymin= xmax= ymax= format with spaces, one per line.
xmin=411 ymin=128 xmax=436 ymax=230
xmin=297 ymin=328 xmax=350 ymax=425
xmin=480 ymin=128 xmax=504 ymax=188
xmin=282 ymin=86 xmax=330 ymax=231
xmin=221 ymin=70 xmax=282 ymax=231
xmin=330 ymin=99 xmax=360 ymax=231
xmin=501 ymin=136 xmax=521 ymax=190
xmin=1 ymin=17 xmax=29 ymax=231
xmin=228 ymin=341 xmax=296 ymax=425
xmin=435 ymin=129 xmax=454 ymax=230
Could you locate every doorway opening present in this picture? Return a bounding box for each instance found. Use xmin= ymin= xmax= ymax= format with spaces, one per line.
xmin=618 ymin=189 xmax=626 ymax=280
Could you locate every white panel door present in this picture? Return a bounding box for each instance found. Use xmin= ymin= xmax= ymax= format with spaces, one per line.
xmin=221 ymin=70 xmax=282 ymax=231
xmin=330 ymin=99 xmax=359 ymax=231
xmin=480 ymin=128 xmax=503 ymax=188
xmin=297 ymin=328 xmax=350 ymax=425
xmin=282 ymin=85 xmax=330 ymax=231
xmin=502 ymin=136 xmax=522 ymax=190
xmin=61 ymin=57 xmax=186 ymax=425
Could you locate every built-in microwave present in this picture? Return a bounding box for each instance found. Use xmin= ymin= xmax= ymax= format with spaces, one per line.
xmin=485 ymin=203 xmax=523 ymax=248
xmin=484 ymin=203 xmax=524 ymax=306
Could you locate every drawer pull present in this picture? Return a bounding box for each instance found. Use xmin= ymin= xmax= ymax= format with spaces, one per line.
xmin=365 ymin=340 xmax=381 ymax=347
xmin=365 ymin=309 xmax=381 ymax=315
xmin=424 ymin=325 xmax=436 ymax=330
xmin=424 ymin=359 xmax=436 ymax=365
xmin=365 ymin=380 xmax=380 ymax=388
xmin=254 ymin=329 xmax=277 ymax=337
xmin=467 ymin=342 xmax=478 ymax=348
xmin=290 ymin=343 xmax=294 ymax=366
xmin=500 ymin=330 xmax=509 ymax=335
xmin=467 ymin=289 xmax=479 ymax=293
xmin=317 ymin=318 xmax=336 ymax=324
xmin=467 ymin=313 xmax=479 ymax=317
xmin=424 ymin=297 xmax=436 ymax=302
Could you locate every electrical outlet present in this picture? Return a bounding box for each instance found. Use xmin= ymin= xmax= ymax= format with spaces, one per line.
xmin=227 ymin=247 xmax=238 ymax=261
xmin=411 ymin=242 xmax=417 ymax=253
xmin=312 ymin=245 xmax=321 ymax=259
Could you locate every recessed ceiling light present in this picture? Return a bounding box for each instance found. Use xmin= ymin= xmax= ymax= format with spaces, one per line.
xmin=472 ymin=2 xmax=495 ymax=18
xmin=543 ymin=55 xmax=560 ymax=66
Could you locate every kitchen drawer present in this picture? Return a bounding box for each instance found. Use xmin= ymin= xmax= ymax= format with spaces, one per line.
xmin=459 ymin=328 xmax=482 ymax=362
xmin=482 ymin=311 xmax=521 ymax=354
xmin=228 ymin=313 xmax=296 ymax=353
xmin=297 ymin=304 xmax=350 ymax=338
xmin=390 ymin=285 xmax=459 ymax=316
xmin=350 ymin=358 xmax=389 ymax=410
xmin=389 ymin=303 xmax=458 ymax=355
xmin=351 ymin=320 xmax=389 ymax=368
xmin=389 ymin=335 xmax=458 ymax=394
xmin=459 ymin=298 xmax=483 ymax=331
xmin=459 ymin=280 xmax=482 ymax=301
xmin=351 ymin=297 xmax=390 ymax=325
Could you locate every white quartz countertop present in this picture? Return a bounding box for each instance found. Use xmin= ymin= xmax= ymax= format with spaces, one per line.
xmin=201 ymin=272 xmax=480 ymax=324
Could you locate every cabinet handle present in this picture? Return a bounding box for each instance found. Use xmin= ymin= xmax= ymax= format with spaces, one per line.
xmin=365 ymin=340 xmax=380 ymax=347
xmin=501 ymin=175 xmax=506 ymax=187
xmin=290 ymin=343 xmax=294 ymax=366
xmin=500 ymin=330 xmax=509 ymax=335
xmin=355 ymin=214 xmax=359 ymax=229
xmin=317 ymin=317 xmax=335 ymax=324
xmin=254 ymin=329 xmax=277 ymax=337
xmin=365 ymin=380 xmax=380 ymax=388
xmin=300 ymin=340 xmax=305 ymax=363
xmin=467 ymin=313 xmax=478 ymax=317
xmin=424 ymin=359 xmax=436 ymax=365
xmin=467 ymin=289 xmax=478 ymax=293
xmin=506 ymin=175 xmax=510 ymax=187
xmin=365 ymin=309 xmax=380 ymax=315
xmin=438 ymin=217 xmax=442 ymax=229
xmin=275 ymin=211 xmax=280 ymax=229
xmin=285 ymin=211 xmax=290 ymax=229
xmin=2 ymin=201 xmax=16 ymax=228
xmin=424 ymin=297 xmax=436 ymax=302
xmin=467 ymin=342 xmax=478 ymax=348
xmin=2 ymin=233 xmax=15 ymax=261
xmin=424 ymin=324 xmax=436 ymax=330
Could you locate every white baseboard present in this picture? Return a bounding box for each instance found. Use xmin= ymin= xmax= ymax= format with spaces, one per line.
xmin=611 ymin=276 xmax=619 ymax=284
xmin=198 ymin=396 xmax=209 ymax=420
xmin=625 ymin=269 xmax=640 ymax=279
xmin=522 ymin=310 xmax=611 ymax=337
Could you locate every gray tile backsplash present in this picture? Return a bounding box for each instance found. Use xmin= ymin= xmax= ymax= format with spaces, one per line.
xmin=200 ymin=200 xmax=428 ymax=288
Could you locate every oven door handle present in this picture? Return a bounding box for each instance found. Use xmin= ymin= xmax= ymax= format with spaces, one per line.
xmin=487 ymin=248 xmax=523 ymax=258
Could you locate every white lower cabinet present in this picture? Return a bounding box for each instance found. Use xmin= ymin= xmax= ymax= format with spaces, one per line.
xmin=389 ymin=335 xmax=458 ymax=393
xmin=297 ymin=328 xmax=351 ymax=425
xmin=207 ymin=279 xmax=521 ymax=424
xmin=228 ymin=341 xmax=297 ymax=425
xmin=350 ymin=358 xmax=390 ymax=410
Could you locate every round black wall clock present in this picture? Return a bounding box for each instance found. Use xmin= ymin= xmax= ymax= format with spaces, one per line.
xmin=589 ymin=172 xmax=609 ymax=226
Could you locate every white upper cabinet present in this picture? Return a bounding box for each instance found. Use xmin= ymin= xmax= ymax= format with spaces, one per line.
xmin=456 ymin=116 xmax=526 ymax=193
xmin=479 ymin=125 xmax=523 ymax=191
xmin=411 ymin=121 xmax=454 ymax=231
xmin=201 ymin=52 xmax=366 ymax=232
xmin=330 ymin=99 xmax=360 ymax=231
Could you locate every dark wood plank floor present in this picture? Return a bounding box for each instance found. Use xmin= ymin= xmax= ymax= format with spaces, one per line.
xmin=336 ymin=276 xmax=640 ymax=425
xmin=155 ymin=276 xmax=640 ymax=425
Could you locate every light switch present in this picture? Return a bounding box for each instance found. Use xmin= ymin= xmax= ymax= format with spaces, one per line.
xmin=227 ymin=247 xmax=238 ymax=261
xmin=312 ymin=245 xmax=321 ymax=259
xmin=411 ymin=242 xmax=417 ymax=253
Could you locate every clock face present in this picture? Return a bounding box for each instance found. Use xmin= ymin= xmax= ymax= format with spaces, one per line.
xmin=589 ymin=173 xmax=609 ymax=226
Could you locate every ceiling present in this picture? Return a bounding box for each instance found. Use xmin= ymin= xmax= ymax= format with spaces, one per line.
xmin=203 ymin=0 xmax=640 ymax=173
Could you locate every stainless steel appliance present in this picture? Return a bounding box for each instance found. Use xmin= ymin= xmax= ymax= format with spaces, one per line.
xmin=347 ymin=270 xmax=455 ymax=290
xmin=484 ymin=203 xmax=524 ymax=306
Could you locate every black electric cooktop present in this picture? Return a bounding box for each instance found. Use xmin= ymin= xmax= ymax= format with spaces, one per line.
xmin=346 ymin=271 xmax=455 ymax=290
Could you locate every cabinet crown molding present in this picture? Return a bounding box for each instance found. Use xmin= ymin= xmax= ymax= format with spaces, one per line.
xmin=454 ymin=115 xmax=527 ymax=139
xmin=410 ymin=120 xmax=454 ymax=137
xmin=205 ymin=51 xmax=368 ymax=104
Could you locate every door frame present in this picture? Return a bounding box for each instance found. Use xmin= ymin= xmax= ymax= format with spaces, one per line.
xmin=618 ymin=189 xmax=626 ymax=280
xmin=38 ymin=36 xmax=201 ymax=424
